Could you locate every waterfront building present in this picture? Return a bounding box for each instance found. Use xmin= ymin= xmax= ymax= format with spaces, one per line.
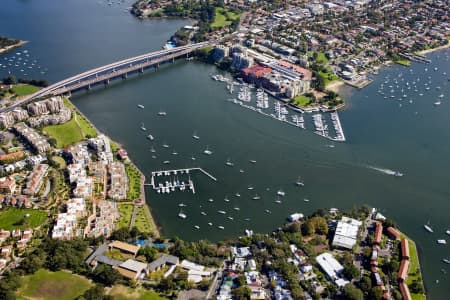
xmin=27 ymin=101 xmax=49 ymax=116
xmin=332 ymin=216 xmax=362 ymax=249
xmin=28 ymin=107 xmax=71 ymax=127
xmin=107 ymin=162 xmax=128 ymax=200
xmin=84 ymin=200 xmax=119 ymax=238
xmin=212 ymin=45 xmax=230 ymax=62
xmin=231 ymin=52 xmax=254 ymax=70
xmin=64 ymin=144 xmax=91 ymax=165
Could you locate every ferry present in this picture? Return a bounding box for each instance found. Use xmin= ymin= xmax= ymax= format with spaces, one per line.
xmin=203 ymin=146 xmax=213 ymax=155
xmin=277 ymin=190 xmax=286 ymax=197
xmin=140 ymin=123 xmax=146 ymax=131
xmin=218 ymin=210 xmax=226 ymax=215
xmin=147 ymin=134 xmax=154 ymax=141
xmin=437 ymin=239 xmax=447 ymax=245
xmin=218 ymin=226 xmax=225 ymax=230
xmin=137 ymin=104 xmax=144 ymax=109
xmin=194 ymin=225 xmax=200 ymax=229
xmin=424 ymin=224 xmax=434 ymax=233
xmin=252 ymin=194 xmax=261 ymax=200
xmin=157 ymin=111 xmax=167 ymax=116
xmin=178 ymin=210 xmax=187 ymax=219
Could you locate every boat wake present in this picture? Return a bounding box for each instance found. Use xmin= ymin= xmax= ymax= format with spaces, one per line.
xmin=365 ymin=165 xmax=404 ymax=177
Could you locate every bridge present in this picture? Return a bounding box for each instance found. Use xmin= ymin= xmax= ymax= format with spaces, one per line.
xmin=1 ymin=42 xmax=210 ymax=113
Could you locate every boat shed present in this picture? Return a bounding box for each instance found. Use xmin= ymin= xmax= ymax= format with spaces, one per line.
xmin=332 ymin=216 xmax=362 ymax=249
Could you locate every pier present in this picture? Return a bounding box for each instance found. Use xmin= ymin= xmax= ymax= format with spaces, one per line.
xmin=145 ymin=167 xmax=216 ymax=194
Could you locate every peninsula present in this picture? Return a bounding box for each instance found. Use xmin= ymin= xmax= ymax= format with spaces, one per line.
xmin=0 ymin=36 xmax=27 ymax=55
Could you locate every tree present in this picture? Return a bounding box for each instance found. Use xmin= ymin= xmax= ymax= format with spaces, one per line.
xmin=370 ymin=286 xmax=384 ymax=300
xmin=343 ymin=263 xmax=360 ymax=280
xmin=359 ymin=275 xmax=372 ymax=295
xmin=232 ymin=286 xmax=251 ymax=300
xmin=343 ymin=284 xmax=364 ymax=300
xmin=79 ymin=285 xmax=105 ymax=300
xmin=91 ymin=264 xmax=120 ymax=286
xmin=110 ymin=227 xmax=131 ymax=241
xmin=2 ymin=75 xmax=17 ymax=85
xmin=410 ymin=279 xmax=424 ymax=293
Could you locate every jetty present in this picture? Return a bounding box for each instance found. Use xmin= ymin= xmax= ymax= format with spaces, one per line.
xmin=146 ymin=167 xmax=216 ymax=194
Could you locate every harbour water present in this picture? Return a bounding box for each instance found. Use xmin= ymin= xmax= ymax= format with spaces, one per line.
xmin=1 ymin=0 xmax=450 ymax=298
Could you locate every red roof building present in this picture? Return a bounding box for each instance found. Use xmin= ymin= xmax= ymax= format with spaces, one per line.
xmin=399 ymin=282 xmax=412 ymax=300
xmin=374 ymin=221 xmax=383 ymax=245
xmin=387 ymin=227 xmax=401 ymax=240
xmin=398 ymin=259 xmax=409 ymax=282
xmin=242 ymin=65 xmax=273 ymax=79
xmin=401 ymin=239 xmax=410 ymax=259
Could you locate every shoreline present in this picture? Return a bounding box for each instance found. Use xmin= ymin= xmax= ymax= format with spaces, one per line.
xmin=0 ymin=40 xmax=28 ymax=55
xmin=416 ymin=41 xmax=450 ymax=56
xmin=325 ymin=80 xmax=346 ymax=94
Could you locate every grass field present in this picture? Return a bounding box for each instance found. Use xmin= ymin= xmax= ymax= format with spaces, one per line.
xmin=315 ymin=52 xmax=328 ymax=64
xmin=319 ymin=66 xmax=340 ymax=85
xmin=17 ymin=269 xmax=92 ymax=300
xmin=406 ymin=240 xmax=426 ymax=300
xmin=0 ymin=208 xmax=47 ymax=230
xmin=62 ymin=97 xmax=97 ymax=138
xmin=292 ymin=95 xmax=312 ymax=108
xmin=125 ymin=163 xmax=141 ymax=200
xmin=211 ymin=7 xmax=240 ymax=29
xmin=11 ymin=84 xmax=39 ymax=96
xmin=108 ymin=285 xmax=166 ymax=300
xmin=134 ymin=206 xmax=155 ymax=234
xmin=394 ymin=59 xmax=411 ymax=66
xmin=117 ymin=204 xmax=133 ymax=229
xmin=43 ymin=117 xmax=84 ymax=148
xmin=50 ymin=155 xmax=66 ymax=169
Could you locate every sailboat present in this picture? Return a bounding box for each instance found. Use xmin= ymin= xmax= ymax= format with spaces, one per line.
xmin=295 ymin=177 xmax=305 ymax=186
xmin=178 ymin=209 xmax=187 ymax=219
xmin=137 ymin=104 xmax=145 ymax=109
xmin=275 ymin=197 xmax=282 ymax=204
xmin=192 ymin=131 xmax=200 ymax=140
xmin=252 ymin=193 xmax=261 ymax=200
xmin=140 ymin=123 xmax=146 ymax=131
xmin=157 ymin=110 xmax=167 ymax=116
xmin=225 ymin=158 xmax=234 ymax=167
xmin=203 ymin=146 xmax=213 ymax=155
xmin=424 ymin=222 xmax=433 ymax=233
xmin=277 ymin=189 xmax=286 ymax=197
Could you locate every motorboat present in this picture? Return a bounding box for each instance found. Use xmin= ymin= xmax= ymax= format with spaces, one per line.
xmin=218 ymin=210 xmax=226 ymax=215
xmin=437 ymin=239 xmax=447 ymax=245
xmin=150 ymin=147 xmax=156 ymax=153
xmin=218 ymin=226 xmax=225 ymax=230
xmin=303 ymin=198 xmax=310 ymax=202
xmin=162 ymin=143 xmax=169 ymax=148
xmin=178 ymin=203 xmax=187 ymax=207
xmin=192 ymin=132 xmax=200 ymax=140
xmin=277 ymin=190 xmax=286 ymax=197
xmin=163 ymin=160 xmax=170 ymax=164
xmin=208 ymin=222 xmax=213 ymax=226
xmin=224 ymin=197 xmax=230 ymax=202
xmin=434 ymin=101 xmax=441 ymax=106
xmin=140 ymin=123 xmax=146 ymax=131
xmin=158 ymin=111 xmax=167 ymax=116
xmin=233 ymin=207 xmax=240 ymax=211
xmin=265 ymin=209 xmax=271 ymax=214
xmin=252 ymin=194 xmax=261 ymax=200
xmin=247 ymin=186 xmax=254 ymax=190
xmin=194 ymin=225 xmax=200 ymax=229
xmin=275 ymin=198 xmax=282 ymax=204
xmin=203 ymin=146 xmax=213 ymax=155
xmin=446 ymin=230 xmax=450 ymax=235
xmin=249 ymin=160 xmax=257 ymax=164
xmin=147 ymin=134 xmax=154 ymax=140
xmin=137 ymin=104 xmax=144 ymax=109
xmin=443 ymin=259 xmax=450 ymax=264
xmin=227 ymin=216 xmax=234 ymax=220
xmin=200 ymin=211 xmax=207 ymax=216
xmin=225 ymin=159 xmax=234 ymax=167
xmin=235 ymin=193 xmax=241 ymax=197
xmin=424 ymin=224 xmax=434 ymax=233
xmin=178 ymin=210 xmax=187 ymax=219
xmin=208 ymin=198 xmax=214 ymax=202
xmin=296 ymin=177 xmax=305 ymax=186
xmin=394 ymin=171 xmax=403 ymax=177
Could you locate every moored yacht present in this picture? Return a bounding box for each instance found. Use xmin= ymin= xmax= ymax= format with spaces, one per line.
xmin=218 ymin=210 xmax=226 ymax=215
xmin=147 ymin=134 xmax=154 ymax=140
xmin=192 ymin=132 xmax=200 ymax=140
xmin=137 ymin=104 xmax=144 ymax=109
xmin=140 ymin=123 xmax=146 ymax=131
xmin=277 ymin=189 xmax=286 ymax=197
xmin=157 ymin=110 xmax=167 ymax=116
xmin=296 ymin=177 xmax=305 ymax=186
xmin=424 ymin=224 xmax=434 ymax=233
xmin=203 ymin=146 xmax=213 ymax=155
xmin=178 ymin=210 xmax=187 ymax=219
xmin=252 ymin=194 xmax=261 ymax=200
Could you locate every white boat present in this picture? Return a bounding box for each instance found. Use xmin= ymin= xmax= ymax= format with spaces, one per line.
xmin=252 ymin=194 xmax=261 ymax=200
xmin=162 ymin=143 xmax=169 ymax=148
xmin=208 ymin=222 xmax=213 ymax=226
xmin=150 ymin=147 xmax=155 ymax=153
xmin=239 ymin=169 xmax=244 ymax=173
xmin=191 ymin=156 xmax=196 ymax=161
xmin=437 ymin=239 xmax=447 ymax=245
xmin=233 ymin=207 xmax=240 ymax=211
xmin=394 ymin=171 xmax=403 ymax=177
xmin=446 ymin=230 xmax=450 ymax=235
xmin=288 ymin=213 xmax=304 ymax=222
xmin=178 ymin=203 xmax=187 ymax=207
xmin=218 ymin=226 xmax=225 ymax=230
xmin=443 ymin=259 xmax=450 ymax=264
xmin=157 ymin=111 xmax=167 ymax=116
xmin=225 ymin=159 xmax=234 ymax=167
xmin=227 ymin=216 xmax=234 ymax=220
xmin=296 ymin=177 xmax=305 ymax=186
xmin=203 ymin=146 xmax=213 ymax=155
xmin=275 ymin=198 xmax=282 ymax=204
xmin=194 ymin=225 xmax=200 ymax=229
xmin=224 ymin=197 xmax=230 ymax=202
xmin=277 ymin=190 xmax=286 ymax=197
xmin=247 ymin=186 xmax=254 ymax=190
xmin=178 ymin=210 xmax=187 ymax=219
xmin=192 ymin=132 xmax=200 ymax=140
xmin=147 ymin=134 xmax=154 ymax=140
xmin=235 ymin=193 xmax=241 ymax=197
xmin=137 ymin=104 xmax=144 ymax=109
xmin=218 ymin=210 xmax=226 ymax=215
xmin=303 ymin=198 xmax=310 ymax=202
xmin=163 ymin=160 xmax=170 ymax=164
xmin=249 ymin=160 xmax=257 ymax=164
xmin=424 ymin=224 xmax=434 ymax=233
xmin=434 ymin=101 xmax=441 ymax=106
xmin=200 ymin=211 xmax=207 ymax=216
xmin=208 ymin=198 xmax=214 ymax=202
xmin=172 ymin=150 xmax=178 ymax=155
xmin=265 ymin=209 xmax=271 ymax=214
xmin=140 ymin=123 xmax=146 ymax=131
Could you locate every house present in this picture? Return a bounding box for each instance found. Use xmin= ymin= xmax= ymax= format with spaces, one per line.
xmin=401 ymin=239 xmax=410 ymax=259
xmin=148 ymin=254 xmax=179 ymax=272
xmin=0 ymin=177 xmax=16 ymax=194
xmin=374 ymin=221 xmax=383 ymax=246
xmin=116 ymin=259 xmax=149 ymax=280
xmin=315 ymin=252 xmax=349 ymax=287
xmin=1 ymin=245 xmax=12 ymax=259
xmin=387 ymin=227 xmax=401 ymax=240
xmin=399 ymin=282 xmax=412 ymax=300
xmin=180 ymin=259 xmax=212 ymax=283
xmin=397 ymin=259 xmax=409 ymax=282
xmin=108 ymin=241 xmax=140 ymax=257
